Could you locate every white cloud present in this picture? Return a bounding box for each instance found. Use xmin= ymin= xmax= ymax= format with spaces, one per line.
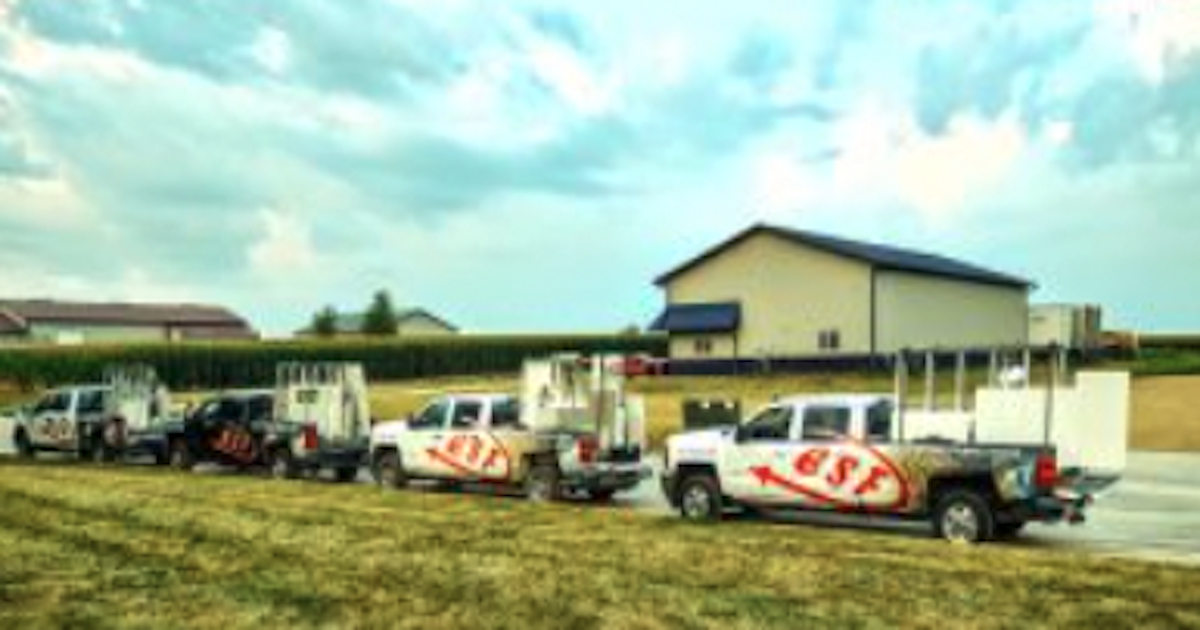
xmin=251 ymin=27 xmax=291 ymax=76
xmin=829 ymin=101 xmax=1029 ymax=223
xmin=523 ymin=33 xmax=618 ymax=117
xmin=1097 ymin=0 xmax=1200 ymax=84
xmin=248 ymin=208 xmax=321 ymax=280
xmin=750 ymin=151 xmax=816 ymax=220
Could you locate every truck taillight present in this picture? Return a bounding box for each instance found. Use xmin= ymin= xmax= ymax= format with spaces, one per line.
xmin=577 ymin=436 xmax=599 ymax=464
xmin=1035 ymin=453 xmax=1058 ymax=490
xmin=303 ymin=425 xmax=319 ymax=451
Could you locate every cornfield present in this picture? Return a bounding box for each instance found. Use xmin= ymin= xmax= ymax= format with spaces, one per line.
xmin=0 ymin=335 xmax=666 ymax=391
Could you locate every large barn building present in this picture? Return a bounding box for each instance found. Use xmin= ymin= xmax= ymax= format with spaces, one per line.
xmin=0 ymin=299 xmax=258 ymax=345
xmin=651 ymin=225 xmax=1033 ymax=361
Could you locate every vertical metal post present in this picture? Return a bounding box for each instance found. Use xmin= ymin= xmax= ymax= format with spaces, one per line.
xmin=1023 ymin=348 xmax=1033 ymax=390
xmin=954 ymin=351 xmax=966 ymax=412
xmin=1043 ymin=349 xmax=1057 ymax=446
xmin=924 ymin=351 xmax=936 ymax=411
xmin=896 ymin=353 xmax=908 ymax=444
xmin=988 ymin=350 xmax=997 ymax=387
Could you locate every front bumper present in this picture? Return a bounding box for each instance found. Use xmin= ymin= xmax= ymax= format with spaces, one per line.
xmin=562 ymin=462 xmax=652 ymax=492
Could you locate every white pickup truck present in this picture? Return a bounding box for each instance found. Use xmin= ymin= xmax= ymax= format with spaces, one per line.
xmin=10 ymin=366 xmax=173 ymax=462
xmin=370 ymin=355 xmax=652 ymax=501
xmin=662 ymin=352 xmax=1130 ymax=543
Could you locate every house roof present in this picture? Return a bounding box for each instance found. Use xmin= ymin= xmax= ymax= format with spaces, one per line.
xmin=300 ymin=308 xmax=458 ymax=335
xmin=655 ymin=224 xmax=1033 ymax=289
xmin=0 ymin=299 xmax=253 ymax=329
xmin=650 ymin=302 xmax=741 ymax=334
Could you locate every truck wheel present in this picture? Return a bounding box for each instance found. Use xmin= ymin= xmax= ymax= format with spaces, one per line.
xmin=678 ymin=475 xmax=723 ymax=522
xmin=525 ymin=464 xmax=561 ymax=503
xmin=271 ymin=448 xmax=300 ymax=480
xmin=14 ymin=430 xmax=34 ymax=460
xmin=335 ymin=467 xmax=359 ymax=484
xmin=932 ymin=490 xmax=996 ymax=544
xmin=168 ymin=439 xmax=195 ymax=472
xmin=374 ymin=451 xmax=408 ymax=489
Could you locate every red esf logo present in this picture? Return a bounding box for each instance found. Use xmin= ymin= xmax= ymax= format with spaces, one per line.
xmin=749 ymin=442 xmax=911 ymax=511
xmin=211 ymin=428 xmax=258 ymax=464
xmin=426 ymin=434 xmax=511 ymax=482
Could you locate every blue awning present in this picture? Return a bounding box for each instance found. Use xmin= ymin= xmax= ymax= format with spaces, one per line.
xmin=650 ymin=302 xmax=741 ymax=334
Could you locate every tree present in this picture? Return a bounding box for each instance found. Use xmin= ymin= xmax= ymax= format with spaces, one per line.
xmin=311 ymin=306 xmax=338 ymax=338
xmin=361 ymin=290 xmax=398 ymax=336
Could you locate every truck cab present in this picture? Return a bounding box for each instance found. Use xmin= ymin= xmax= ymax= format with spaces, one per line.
xmin=165 ymin=390 xmax=275 ymax=471
xmin=371 ymin=355 xmax=652 ymax=502
xmin=12 ymin=385 xmax=112 ymax=460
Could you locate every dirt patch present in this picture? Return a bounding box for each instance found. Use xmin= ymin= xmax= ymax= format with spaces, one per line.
xmin=1131 ymin=376 xmax=1200 ymax=452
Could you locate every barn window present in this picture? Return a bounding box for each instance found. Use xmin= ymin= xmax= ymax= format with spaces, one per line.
xmin=818 ymin=329 xmax=841 ymax=351
xmin=693 ymin=338 xmax=714 ymax=356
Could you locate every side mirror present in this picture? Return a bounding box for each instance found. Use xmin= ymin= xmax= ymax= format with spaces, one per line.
xmin=733 ymin=425 xmax=750 ymax=443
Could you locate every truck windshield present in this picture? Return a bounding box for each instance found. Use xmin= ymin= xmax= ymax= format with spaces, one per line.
xmin=739 ymin=407 xmax=792 ymax=442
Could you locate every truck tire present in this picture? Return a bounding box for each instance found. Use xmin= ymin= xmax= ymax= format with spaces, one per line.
xmin=168 ymin=438 xmax=195 ymax=472
xmin=335 ymin=467 xmax=359 ymax=484
xmin=524 ymin=464 xmax=561 ymax=503
xmin=13 ymin=430 xmax=34 ymax=460
xmin=374 ymin=451 xmax=407 ymax=489
xmin=270 ymin=448 xmax=300 ymax=480
xmin=932 ymin=489 xmax=996 ymax=544
xmin=677 ymin=474 xmax=723 ymax=522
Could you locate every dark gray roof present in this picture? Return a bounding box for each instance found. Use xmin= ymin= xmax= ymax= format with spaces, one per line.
xmin=656 ymin=224 xmax=1032 ymax=289
xmin=0 ymin=299 xmax=253 ymax=328
xmin=650 ymin=303 xmax=741 ymax=334
xmin=300 ymin=308 xmax=458 ymax=335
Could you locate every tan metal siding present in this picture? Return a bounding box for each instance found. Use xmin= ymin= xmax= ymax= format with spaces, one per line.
xmin=664 ymin=232 xmax=873 ymax=357
xmin=875 ymin=271 xmax=1028 ymax=352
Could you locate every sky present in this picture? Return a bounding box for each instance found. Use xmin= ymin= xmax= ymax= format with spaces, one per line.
xmin=0 ymin=0 xmax=1197 ymax=337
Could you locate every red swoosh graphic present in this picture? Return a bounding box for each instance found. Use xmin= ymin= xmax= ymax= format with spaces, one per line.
xmin=749 ymin=441 xmax=912 ymax=512
xmin=425 ymin=432 xmax=513 ymax=482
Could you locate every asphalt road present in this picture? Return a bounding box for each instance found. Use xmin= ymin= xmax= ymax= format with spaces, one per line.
xmin=2 ymin=417 xmax=1196 ymax=565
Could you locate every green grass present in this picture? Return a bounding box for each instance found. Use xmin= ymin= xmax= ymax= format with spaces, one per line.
xmin=0 ymin=461 xmax=1198 ymax=629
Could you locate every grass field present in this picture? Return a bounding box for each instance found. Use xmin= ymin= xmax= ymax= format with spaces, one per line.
xmin=1 ymin=461 xmax=1198 ymax=629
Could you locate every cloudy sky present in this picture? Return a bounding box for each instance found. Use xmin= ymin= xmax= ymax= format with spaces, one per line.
xmin=0 ymin=0 xmax=1197 ymax=336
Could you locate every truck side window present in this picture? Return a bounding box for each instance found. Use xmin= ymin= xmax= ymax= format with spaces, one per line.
xmin=247 ymin=397 xmax=274 ymax=424
xmin=802 ymin=406 xmax=851 ymax=441
xmin=411 ymin=401 xmax=449 ymax=431
xmin=450 ymin=401 xmax=482 ymax=429
xmin=739 ymin=407 xmax=793 ymax=442
xmin=34 ymin=392 xmax=70 ymax=415
xmin=866 ymin=401 xmax=893 ymax=443
xmin=490 ymin=399 xmax=522 ymax=429
xmin=77 ymin=391 xmax=106 ymax=414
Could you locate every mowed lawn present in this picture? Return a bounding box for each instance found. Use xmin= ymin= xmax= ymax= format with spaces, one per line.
xmin=1 ymin=462 xmax=1199 ymax=629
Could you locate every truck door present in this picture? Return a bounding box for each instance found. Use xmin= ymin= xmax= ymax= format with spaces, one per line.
xmin=775 ymin=402 xmax=910 ymax=513
xmin=427 ymin=400 xmax=492 ymax=481
xmin=401 ymin=399 xmax=451 ymax=477
xmin=720 ymin=405 xmax=796 ymax=505
xmin=30 ymin=391 xmax=74 ymax=449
